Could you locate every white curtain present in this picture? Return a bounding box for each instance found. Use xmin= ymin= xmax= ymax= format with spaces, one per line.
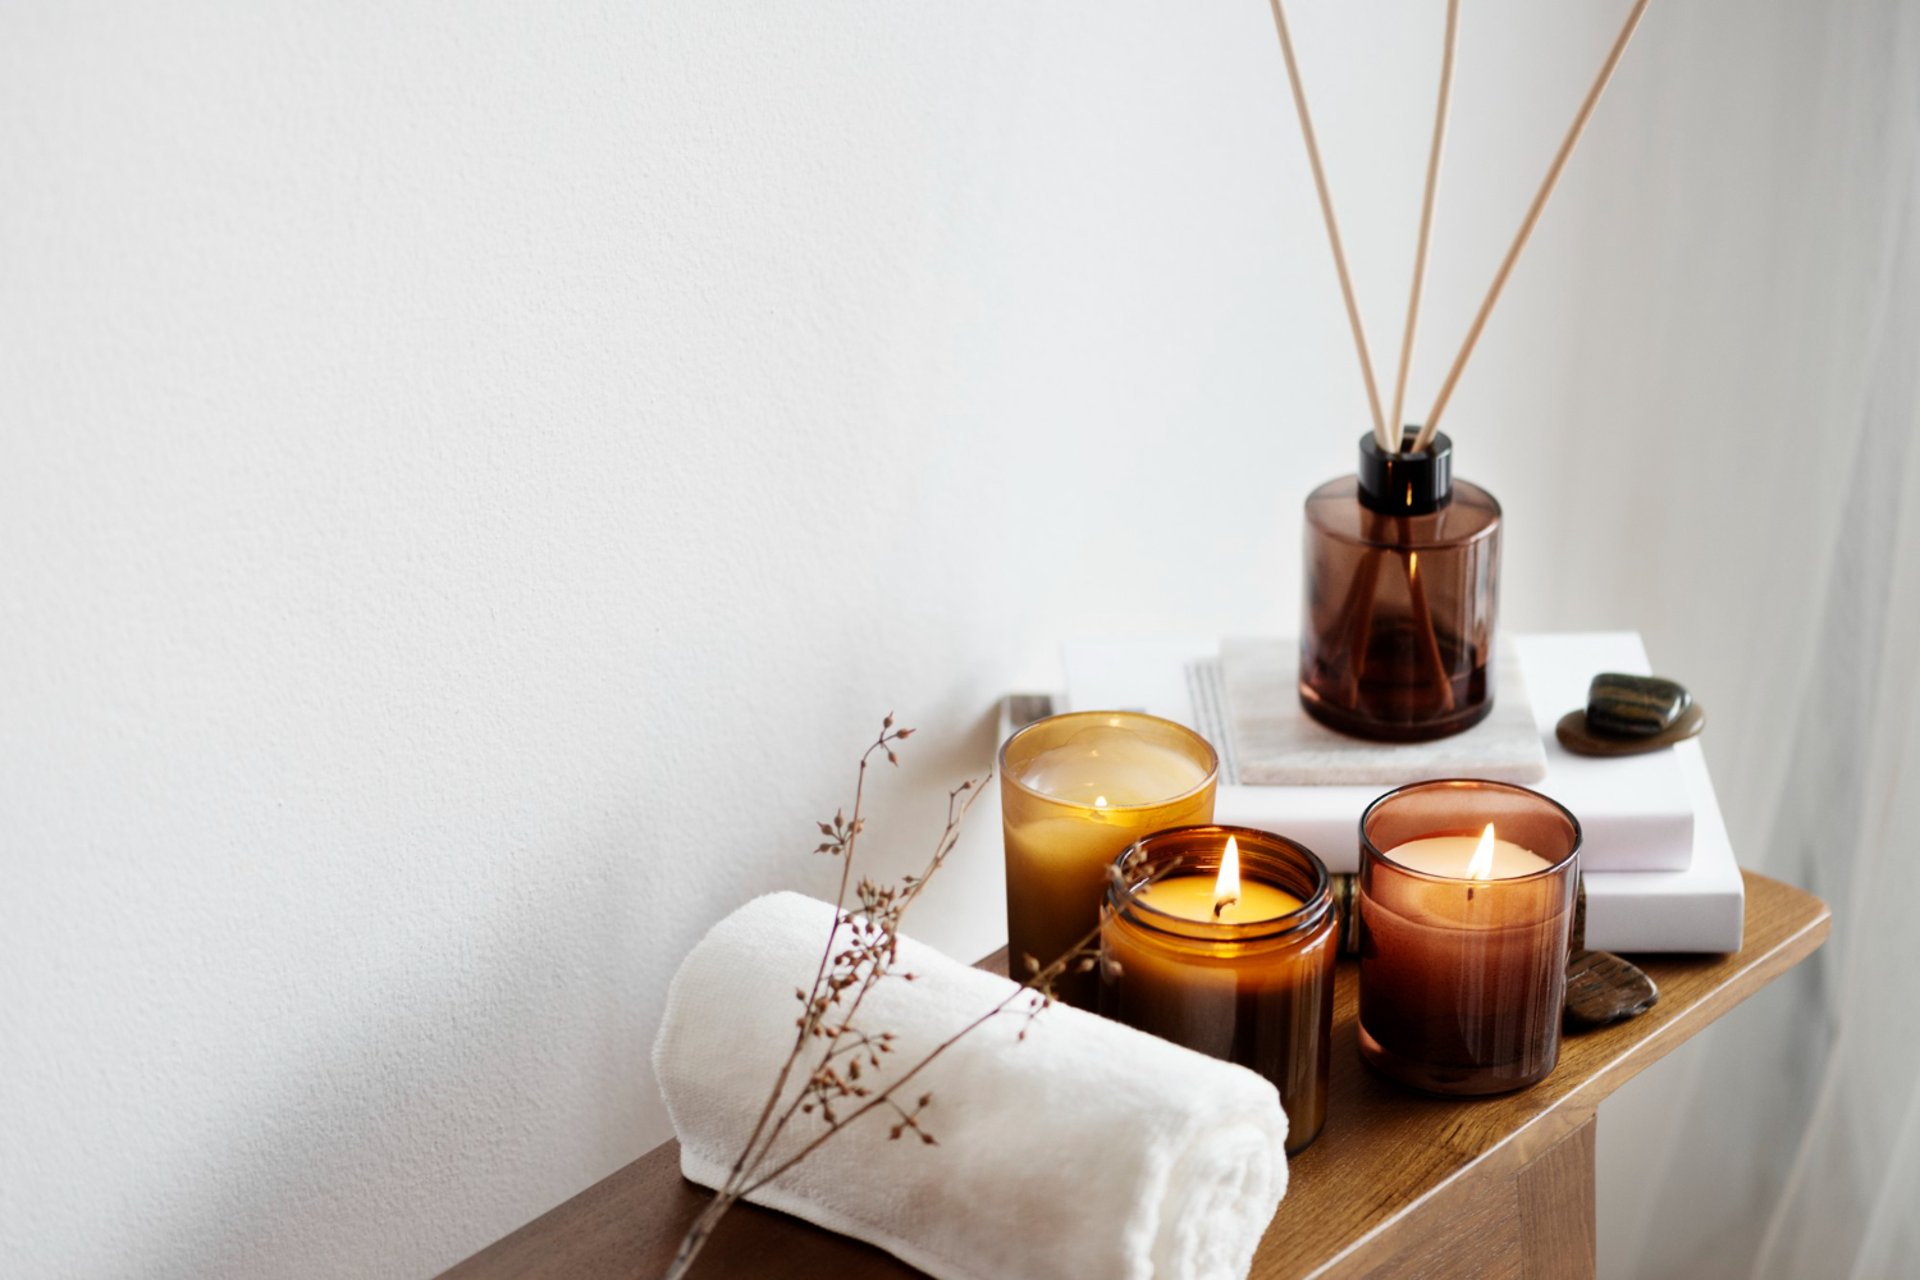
xmin=1581 ymin=0 xmax=1920 ymax=1274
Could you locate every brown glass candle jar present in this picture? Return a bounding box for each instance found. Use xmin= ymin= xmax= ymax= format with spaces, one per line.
xmin=1300 ymin=430 xmax=1501 ymax=741
xmin=1000 ymin=713 xmax=1219 ymax=1010
xmin=1101 ymin=825 xmax=1337 ymax=1153
xmin=1356 ymin=780 xmax=1581 ymax=1095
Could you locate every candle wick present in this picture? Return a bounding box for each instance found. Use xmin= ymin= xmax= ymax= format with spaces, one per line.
xmin=1213 ymin=895 xmax=1238 ymax=919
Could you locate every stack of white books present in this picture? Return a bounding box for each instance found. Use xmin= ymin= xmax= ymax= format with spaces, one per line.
xmin=1012 ymin=631 xmax=1742 ymax=953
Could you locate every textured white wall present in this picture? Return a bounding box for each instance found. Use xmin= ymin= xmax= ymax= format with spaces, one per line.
xmin=0 ymin=2 xmax=1889 ymax=1276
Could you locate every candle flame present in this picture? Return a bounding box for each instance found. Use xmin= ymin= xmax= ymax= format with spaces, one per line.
xmin=1213 ymin=836 xmax=1241 ymax=918
xmin=1466 ymin=824 xmax=1498 ymax=880
xmin=1408 ymin=551 xmax=1419 ymax=580
xmin=1093 ymin=795 xmax=1108 ymax=808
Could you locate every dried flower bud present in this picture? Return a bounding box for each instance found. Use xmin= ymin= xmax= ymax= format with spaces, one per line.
xmin=918 ymin=1093 xmax=932 ymax=1108
xmin=884 ymin=713 xmax=894 ymax=729
xmin=1022 ymin=954 xmax=1040 ymax=974
xmin=1102 ymin=958 xmax=1123 ymax=981
xmin=921 ymin=1133 xmax=937 ymax=1146
xmin=886 ymin=751 xmax=897 ymax=765
xmin=896 ymin=728 xmax=914 ymax=739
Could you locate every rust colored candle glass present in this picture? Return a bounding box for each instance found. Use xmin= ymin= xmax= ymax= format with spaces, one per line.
xmin=1356 ymin=780 xmax=1581 ymax=1096
xmin=999 ymin=712 xmax=1218 ymax=1009
xmin=1300 ymin=430 xmax=1501 ymax=741
xmin=1101 ymin=825 xmax=1337 ymax=1153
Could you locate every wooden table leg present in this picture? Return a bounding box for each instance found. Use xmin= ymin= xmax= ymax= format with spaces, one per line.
xmin=1516 ymin=1117 xmax=1596 ymax=1279
xmin=1325 ymin=1115 xmax=1596 ymax=1279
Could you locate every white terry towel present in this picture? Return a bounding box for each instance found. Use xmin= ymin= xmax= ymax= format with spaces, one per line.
xmin=652 ymin=892 xmax=1289 ymax=1280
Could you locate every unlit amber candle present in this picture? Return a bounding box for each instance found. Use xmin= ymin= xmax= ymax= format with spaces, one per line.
xmin=999 ymin=712 xmax=1217 ymax=1009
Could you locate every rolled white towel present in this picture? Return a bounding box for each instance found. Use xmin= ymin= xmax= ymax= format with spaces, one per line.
xmin=652 ymin=891 xmax=1288 ymax=1280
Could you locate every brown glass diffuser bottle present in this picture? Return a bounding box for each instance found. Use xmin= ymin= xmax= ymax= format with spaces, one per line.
xmin=1299 ymin=430 xmax=1500 ymax=741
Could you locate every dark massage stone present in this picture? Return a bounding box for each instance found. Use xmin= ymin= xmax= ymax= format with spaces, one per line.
xmin=1587 ymin=673 xmax=1691 ymax=737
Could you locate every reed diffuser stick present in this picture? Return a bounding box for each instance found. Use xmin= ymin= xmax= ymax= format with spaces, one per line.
xmin=1387 ymin=0 xmax=1460 ymax=456
xmin=1414 ymin=0 xmax=1651 ymax=452
xmin=1401 ymin=540 xmax=1458 ymax=712
xmin=1266 ymin=0 xmax=1391 ymax=452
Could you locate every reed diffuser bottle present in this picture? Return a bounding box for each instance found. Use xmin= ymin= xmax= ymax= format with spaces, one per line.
xmin=1298 ymin=430 xmax=1500 ymax=741
xmin=1263 ymin=0 xmax=1651 ymax=738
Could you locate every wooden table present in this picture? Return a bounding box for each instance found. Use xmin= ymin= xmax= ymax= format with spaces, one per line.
xmin=444 ymin=871 xmax=1827 ymax=1280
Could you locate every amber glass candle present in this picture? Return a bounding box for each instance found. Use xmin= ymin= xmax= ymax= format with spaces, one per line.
xmin=1356 ymin=780 xmax=1581 ymax=1095
xmin=1101 ymin=825 xmax=1337 ymax=1153
xmin=999 ymin=712 xmax=1217 ymax=1009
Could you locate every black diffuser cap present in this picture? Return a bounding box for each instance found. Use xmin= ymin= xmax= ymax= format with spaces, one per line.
xmin=1358 ymin=429 xmax=1453 ymax=515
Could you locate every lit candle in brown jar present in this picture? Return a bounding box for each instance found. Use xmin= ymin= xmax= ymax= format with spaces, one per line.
xmin=1356 ymin=780 xmax=1582 ymax=1095
xmin=999 ymin=713 xmax=1218 ymax=1009
xmin=1101 ymin=825 xmax=1338 ymax=1154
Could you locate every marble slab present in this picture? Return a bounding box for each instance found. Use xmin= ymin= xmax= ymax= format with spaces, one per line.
xmin=1220 ymin=638 xmax=1548 ymax=785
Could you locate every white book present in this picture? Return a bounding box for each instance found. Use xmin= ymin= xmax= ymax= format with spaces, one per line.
xmin=1585 ymin=736 xmax=1743 ymax=953
xmin=1020 ymin=631 xmax=1743 ymax=953
xmin=1062 ymin=633 xmax=1693 ymax=873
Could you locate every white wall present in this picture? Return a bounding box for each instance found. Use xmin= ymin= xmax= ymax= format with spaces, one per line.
xmin=1 ymin=2 xmax=1894 ymax=1276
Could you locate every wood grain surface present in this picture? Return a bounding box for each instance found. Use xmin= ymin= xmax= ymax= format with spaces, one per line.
xmin=442 ymin=871 xmax=1827 ymax=1280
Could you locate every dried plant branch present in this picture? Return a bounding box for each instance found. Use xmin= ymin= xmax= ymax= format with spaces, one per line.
xmin=662 ymin=719 xmax=1144 ymax=1280
xmin=715 ymin=719 xmax=906 ymax=1204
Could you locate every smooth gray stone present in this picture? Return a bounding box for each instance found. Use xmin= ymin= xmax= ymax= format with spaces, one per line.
xmin=1587 ymin=672 xmax=1691 ymax=736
